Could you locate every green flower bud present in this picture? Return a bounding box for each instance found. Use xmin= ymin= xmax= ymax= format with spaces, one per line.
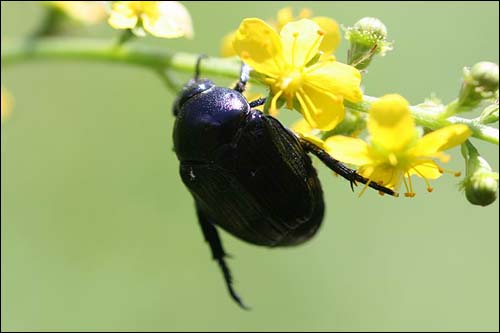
xmin=353 ymin=17 xmax=388 ymax=44
xmin=458 ymin=61 xmax=499 ymax=107
xmin=461 ymin=142 xmax=498 ymax=206
xmin=345 ymin=17 xmax=393 ymax=70
xmin=469 ymin=61 xmax=499 ymax=94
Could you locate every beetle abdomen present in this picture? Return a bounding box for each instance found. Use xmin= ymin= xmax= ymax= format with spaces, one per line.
xmin=179 ymin=110 xmax=324 ymax=247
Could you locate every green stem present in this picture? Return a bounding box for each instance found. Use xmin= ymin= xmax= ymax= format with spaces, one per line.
xmin=2 ymin=37 xmax=498 ymax=145
xmin=2 ymin=38 xmax=242 ymax=78
xmin=345 ymin=97 xmax=499 ymax=145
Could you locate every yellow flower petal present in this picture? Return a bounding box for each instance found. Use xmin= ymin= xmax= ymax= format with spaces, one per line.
xmin=220 ymin=30 xmax=237 ymax=57
xmin=409 ymin=160 xmax=443 ymax=180
xmin=297 ymin=86 xmax=345 ymax=131
xmin=291 ymin=119 xmax=324 ymax=147
xmin=280 ymin=19 xmax=323 ymax=67
xmin=409 ymin=124 xmax=471 ymax=157
xmin=108 ymin=1 xmax=138 ymax=30
xmin=368 ymin=94 xmax=417 ymax=152
xmin=142 ymin=1 xmax=193 ymax=38
xmin=324 ymin=135 xmax=373 ymax=165
xmin=359 ymin=164 xmax=402 ymax=190
xmin=312 ymin=17 xmax=341 ymax=55
xmin=291 ymin=118 xmax=313 ymax=136
xmin=233 ymin=18 xmax=285 ymax=77
xmin=306 ymin=61 xmax=362 ymax=102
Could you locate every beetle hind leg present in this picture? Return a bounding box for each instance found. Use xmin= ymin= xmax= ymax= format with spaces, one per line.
xmin=196 ymin=205 xmax=250 ymax=310
xmin=299 ymin=138 xmax=397 ymax=196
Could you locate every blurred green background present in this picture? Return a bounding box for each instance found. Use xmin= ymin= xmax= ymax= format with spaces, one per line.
xmin=1 ymin=1 xmax=498 ymax=331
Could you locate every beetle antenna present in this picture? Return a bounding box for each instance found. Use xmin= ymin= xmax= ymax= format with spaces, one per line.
xmin=196 ymin=205 xmax=250 ymax=310
xmin=194 ymin=54 xmax=207 ymax=81
xmin=299 ymin=138 xmax=397 ymax=196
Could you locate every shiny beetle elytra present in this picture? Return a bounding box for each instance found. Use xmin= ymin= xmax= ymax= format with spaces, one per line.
xmin=172 ymin=57 xmax=395 ymax=309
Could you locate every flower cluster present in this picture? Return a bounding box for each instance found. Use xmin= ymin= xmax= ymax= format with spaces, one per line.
xmin=1 ymin=3 xmax=498 ymax=205
xmin=316 ymin=95 xmax=469 ymax=196
xmin=226 ymin=9 xmax=497 ymax=201
xmin=233 ymin=18 xmax=362 ymax=131
xmin=221 ymin=7 xmax=341 ymax=59
xmin=108 ymin=1 xmax=193 ymax=38
xmin=42 ymin=1 xmax=194 ymax=39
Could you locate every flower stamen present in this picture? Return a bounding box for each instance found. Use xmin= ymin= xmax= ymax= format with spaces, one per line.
xmin=402 ymin=173 xmax=415 ymax=197
xmin=411 ymin=167 xmax=434 ymax=193
xmin=291 ymin=32 xmax=299 ymax=65
xmin=269 ymin=90 xmax=283 ymax=115
xmin=407 ymin=172 xmax=416 ymax=197
xmin=302 ymin=30 xmax=324 ymax=68
xmin=358 ymin=179 xmax=372 ymax=198
xmin=437 ymin=166 xmax=462 ymax=177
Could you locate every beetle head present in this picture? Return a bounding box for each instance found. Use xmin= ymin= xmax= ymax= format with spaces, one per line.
xmin=173 ymin=79 xmax=215 ymax=117
xmin=173 ymin=86 xmax=250 ymax=161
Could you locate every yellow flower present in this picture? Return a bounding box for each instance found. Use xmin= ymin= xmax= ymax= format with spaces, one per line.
xmin=275 ymin=7 xmax=341 ymax=57
xmin=1 ymin=87 xmax=14 ymax=124
xmin=45 ymin=1 xmax=107 ymax=25
xmin=108 ymin=1 xmax=193 ymax=38
xmin=221 ymin=7 xmax=340 ymax=59
xmin=221 ymin=30 xmax=238 ymax=57
xmin=233 ymin=18 xmax=362 ymax=131
xmin=291 ymin=118 xmax=325 ymax=148
xmin=324 ymin=94 xmax=472 ymax=196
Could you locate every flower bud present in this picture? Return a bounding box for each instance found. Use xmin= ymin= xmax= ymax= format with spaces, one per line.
xmin=345 ymin=17 xmax=393 ymax=70
xmin=353 ymin=17 xmax=388 ymax=42
xmin=461 ymin=142 xmax=498 ymax=206
xmin=458 ymin=62 xmax=499 ymax=108
xmin=470 ymin=61 xmax=499 ymax=94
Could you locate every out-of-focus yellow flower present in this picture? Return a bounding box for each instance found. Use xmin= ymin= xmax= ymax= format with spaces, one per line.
xmin=234 ymin=18 xmax=362 ymax=131
xmin=221 ymin=30 xmax=238 ymax=57
xmin=45 ymin=1 xmax=107 ymax=24
xmin=108 ymin=1 xmax=193 ymax=38
xmin=1 ymin=87 xmax=14 ymax=124
xmin=221 ymin=7 xmax=340 ymax=58
xmin=324 ymin=94 xmax=472 ymax=196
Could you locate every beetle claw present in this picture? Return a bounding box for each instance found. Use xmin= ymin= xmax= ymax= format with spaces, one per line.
xmin=217 ymin=258 xmax=251 ymax=310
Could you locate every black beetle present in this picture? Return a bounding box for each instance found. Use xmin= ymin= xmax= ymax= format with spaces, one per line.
xmin=172 ymin=57 xmax=395 ymax=309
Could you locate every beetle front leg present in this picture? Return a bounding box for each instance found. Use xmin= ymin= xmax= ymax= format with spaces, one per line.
xmin=194 ymin=54 xmax=207 ymax=81
xmin=299 ymin=138 xmax=397 ymax=196
xmin=233 ymin=63 xmax=250 ymax=93
xmin=249 ymin=97 xmax=267 ymax=108
xmin=195 ymin=204 xmax=250 ymax=310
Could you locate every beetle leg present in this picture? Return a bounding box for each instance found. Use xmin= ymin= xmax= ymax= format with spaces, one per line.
xmin=194 ymin=54 xmax=208 ymax=81
xmin=299 ymin=138 xmax=397 ymax=196
xmin=233 ymin=63 xmax=250 ymax=93
xmin=249 ymin=97 xmax=267 ymax=108
xmin=195 ymin=205 xmax=250 ymax=310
